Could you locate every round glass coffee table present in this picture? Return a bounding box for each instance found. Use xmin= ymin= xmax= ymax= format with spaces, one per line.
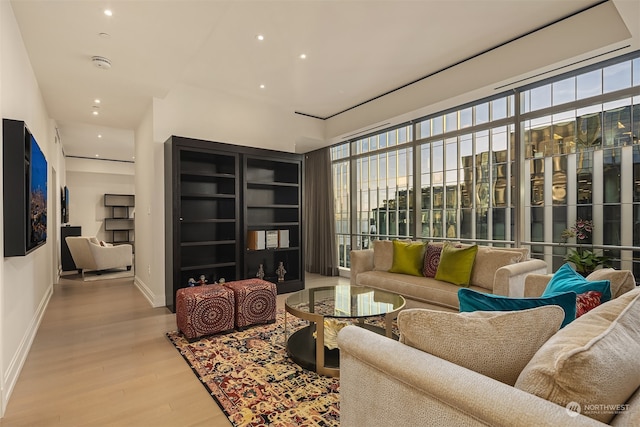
xmin=284 ymin=284 xmax=405 ymax=377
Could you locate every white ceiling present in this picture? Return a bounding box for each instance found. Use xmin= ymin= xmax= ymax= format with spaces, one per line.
xmin=8 ymin=0 xmax=639 ymax=162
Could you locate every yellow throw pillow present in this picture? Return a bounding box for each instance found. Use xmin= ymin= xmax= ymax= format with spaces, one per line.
xmin=388 ymin=240 xmax=426 ymax=277
xmin=434 ymin=242 xmax=478 ymax=286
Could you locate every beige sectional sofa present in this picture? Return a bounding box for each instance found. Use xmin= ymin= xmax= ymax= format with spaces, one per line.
xmin=350 ymin=240 xmax=548 ymax=310
xmin=338 ymin=269 xmax=639 ymax=427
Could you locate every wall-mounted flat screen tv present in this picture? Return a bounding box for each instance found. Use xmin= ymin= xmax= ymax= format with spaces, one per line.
xmin=28 ymin=134 xmax=47 ymax=250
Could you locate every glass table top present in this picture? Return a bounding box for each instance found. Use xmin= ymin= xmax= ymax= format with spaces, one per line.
xmin=285 ymin=284 xmax=405 ymax=318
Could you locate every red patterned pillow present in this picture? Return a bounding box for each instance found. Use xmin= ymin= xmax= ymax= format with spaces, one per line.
xmin=576 ymin=290 xmax=602 ymax=317
xmin=423 ymin=244 xmax=443 ymax=277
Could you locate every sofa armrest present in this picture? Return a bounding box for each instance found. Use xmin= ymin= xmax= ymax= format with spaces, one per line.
xmin=493 ymin=259 xmax=548 ymax=297
xmin=524 ymin=274 xmax=553 ymax=297
xmin=338 ymin=326 xmax=606 ymax=427
xmin=349 ymin=249 xmax=374 ymax=286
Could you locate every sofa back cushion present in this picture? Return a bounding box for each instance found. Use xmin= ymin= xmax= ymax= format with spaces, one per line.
xmin=398 ymin=306 xmax=564 ymax=386
xmin=373 ymin=240 xmax=394 ymax=271
xmin=515 ymin=286 xmax=640 ymax=424
xmin=585 ymin=268 xmax=636 ymax=299
xmin=469 ymin=247 xmax=524 ymax=290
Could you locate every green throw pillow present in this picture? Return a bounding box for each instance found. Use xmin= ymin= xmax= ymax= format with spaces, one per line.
xmin=434 ymin=242 xmax=478 ymax=286
xmin=389 ymin=240 xmax=426 ymax=277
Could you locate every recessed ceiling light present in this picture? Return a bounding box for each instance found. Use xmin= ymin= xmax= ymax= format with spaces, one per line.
xmin=98 ymin=134 xmax=102 ymax=138
xmin=92 ymin=111 xmax=99 ymax=116
xmin=104 ymin=9 xmax=113 ymax=17
xmin=95 ymin=154 xmax=100 ymax=157
xmin=94 ymin=99 xmax=101 ymax=104
xmin=299 ymin=53 xmax=307 ymax=59
xmin=259 ymin=84 xmax=265 ymax=89
xmin=256 ymin=34 xmax=264 ymax=41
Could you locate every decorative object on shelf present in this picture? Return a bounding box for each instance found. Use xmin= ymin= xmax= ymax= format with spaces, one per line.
xmin=560 ymin=219 xmax=610 ymax=276
xmin=313 ymin=319 xmax=352 ymax=350
xmin=198 ymin=275 xmax=208 ymax=286
xmin=256 ymin=264 xmax=265 ymax=280
xmin=218 ymin=278 xmax=225 ymax=285
xmin=276 ymin=261 xmax=286 ymax=282
xmin=188 ymin=277 xmax=196 ymax=287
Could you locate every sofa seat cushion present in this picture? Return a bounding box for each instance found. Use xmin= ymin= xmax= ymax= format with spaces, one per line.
xmin=398 ymin=306 xmax=564 ymax=386
xmin=515 ymin=286 xmax=640 ymax=424
xmin=356 ymin=271 xmax=487 ymax=310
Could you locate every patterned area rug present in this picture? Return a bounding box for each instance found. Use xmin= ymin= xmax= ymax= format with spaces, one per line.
xmin=166 ymin=310 xmax=340 ymax=427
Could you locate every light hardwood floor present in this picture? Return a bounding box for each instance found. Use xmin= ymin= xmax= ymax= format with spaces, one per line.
xmin=0 ymin=273 xmax=346 ymax=427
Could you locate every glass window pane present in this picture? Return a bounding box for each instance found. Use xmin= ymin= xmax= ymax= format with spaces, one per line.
xmin=553 ymin=77 xmax=575 ymax=106
xmin=603 ymin=105 xmax=632 ymax=146
xmin=531 ymin=159 xmax=544 ymax=205
xmin=444 ymin=112 xmax=457 ymax=133
xmin=577 ymin=150 xmax=593 ymax=204
xmin=552 ymin=156 xmax=567 ymax=205
xmin=379 ymin=132 xmax=387 ymax=148
xmin=553 ymin=121 xmax=575 ymax=155
xmin=460 ymin=209 xmax=472 ymax=239
xmin=475 ymin=102 xmax=489 ymax=124
xmin=432 ymin=115 xmax=443 ymax=136
xmin=634 ymin=58 xmax=640 ymax=87
xmin=446 ymin=209 xmax=457 ymax=238
xmin=476 ymin=208 xmax=488 ymax=240
xmin=635 ymin=146 xmax=640 ymax=202
xmin=460 ymin=107 xmax=472 ymax=129
xmin=445 ymin=138 xmax=457 ymax=170
xmin=493 ymin=208 xmax=506 ymax=241
xmin=432 ymin=141 xmax=443 ymax=172
xmin=417 ymin=119 xmax=431 ymax=139
xmin=603 ymin=61 xmax=632 ymax=93
xmin=577 ymin=112 xmax=602 ymax=149
xmin=577 ymin=69 xmax=602 ymax=100
xmin=603 ymin=148 xmax=621 ymax=203
xmin=530 ymin=84 xmax=552 ymax=111
xmin=492 ymin=98 xmax=507 ymax=120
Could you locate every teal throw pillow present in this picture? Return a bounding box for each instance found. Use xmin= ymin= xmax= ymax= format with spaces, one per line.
xmin=542 ymin=263 xmax=612 ymax=303
xmin=389 ymin=240 xmax=426 ymax=277
xmin=458 ymin=288 xmax=577 ymax=328
xmin=434 ymin=243 xmax=478 ymax=286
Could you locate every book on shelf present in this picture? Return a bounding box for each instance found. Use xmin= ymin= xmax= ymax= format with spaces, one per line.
xmin=247 ymin=230 xmax=266 ymax=250
xmin=278 ymin=229 xmax=289 ymax=248
xmin=265 ymin=230 xmax=279 ymax=249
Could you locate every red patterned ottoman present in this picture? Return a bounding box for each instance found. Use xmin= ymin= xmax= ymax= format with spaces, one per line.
xmin=176 ymin=285 xmax=235 ymax=340
xmin=223 ymin=279 xmax=277 ymax=330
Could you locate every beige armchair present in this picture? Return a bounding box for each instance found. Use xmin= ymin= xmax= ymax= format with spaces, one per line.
xmin=65 ymin=236 xmax=133 ymax=278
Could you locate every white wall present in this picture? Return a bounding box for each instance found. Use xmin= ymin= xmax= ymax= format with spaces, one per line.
xmin=133 ymin=103 xmax=162 ymax=306
xmin=65 ymin=158 xmax=134 ymax=242
xmin=0 ymin=1 xmax=65 ymax=416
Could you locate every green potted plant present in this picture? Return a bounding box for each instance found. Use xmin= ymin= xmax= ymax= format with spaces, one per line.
xmin=560 ymin=219 xmax=610 ymax=276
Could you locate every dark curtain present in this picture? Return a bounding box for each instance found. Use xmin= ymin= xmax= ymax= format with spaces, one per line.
xmin=304 ymin=147 xmax=338 ymax=276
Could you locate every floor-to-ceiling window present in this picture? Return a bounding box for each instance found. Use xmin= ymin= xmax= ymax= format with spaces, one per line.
xmin=332 ymin=51 xmax=640 ymax=277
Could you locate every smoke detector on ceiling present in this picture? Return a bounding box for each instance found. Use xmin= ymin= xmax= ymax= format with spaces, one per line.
xmin=91 ymin=56 xmax=112 ymax=69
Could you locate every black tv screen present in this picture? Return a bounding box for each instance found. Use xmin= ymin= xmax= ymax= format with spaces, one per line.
xmin=28 ymin=134 xmax=47 ymax=249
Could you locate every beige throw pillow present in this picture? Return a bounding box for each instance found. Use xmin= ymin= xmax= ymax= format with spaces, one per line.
xmin=373 ymin=240 xmax=393 ymax=271
xmin=515 ymin=286 xmax=640 ymax=424
xmin=586 ymin=268 xmax=636 ymax=299
xmin=397 ymin=306 xmax=564 ymax=386
xmin=469 ymin=247 xmax=523 ymax=290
